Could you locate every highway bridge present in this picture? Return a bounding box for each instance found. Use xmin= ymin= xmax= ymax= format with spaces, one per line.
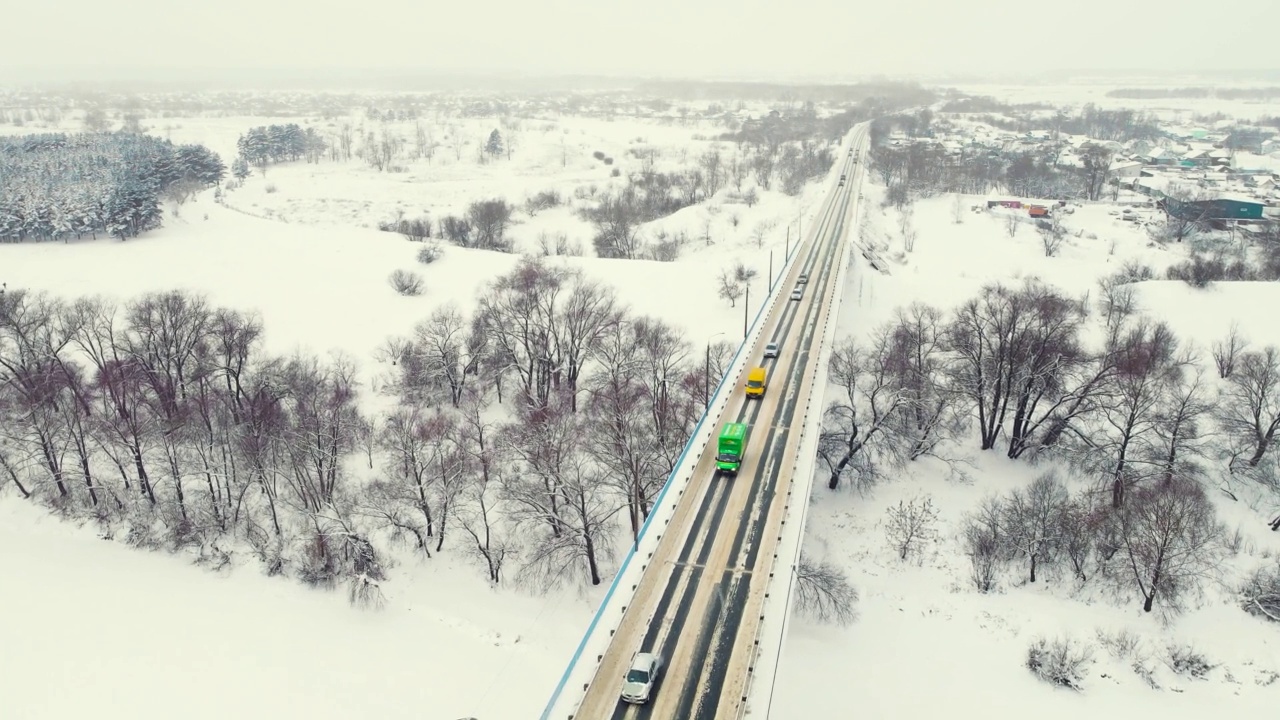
xmin=541 ymin=122 xmax=870 ymax=720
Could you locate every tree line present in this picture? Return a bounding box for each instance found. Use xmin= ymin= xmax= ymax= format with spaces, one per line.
xmin=869 ymin=113 xmax=1126 ymax=204
xmin=0 ymin=258 xmax=737 ymax=600
xmin=234 ymin=123 xmax=326 ymax=174
xmin=824 ymin=272 xmax=1280 ymax=613
xmin=0 ymin=132 xmax=225 ymax=242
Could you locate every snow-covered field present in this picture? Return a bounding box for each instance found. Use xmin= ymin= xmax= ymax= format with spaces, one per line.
xmin=5 ymin=89 xmax=1280 ymax=720
xmin=0 ymin=498 xmax=586 ymax=720
xmin=0 ymin=106 xmax=830 ymax=719
xmin=771 ymin=185 xmax=1280 ymax=717
xmin=947 ymin=80 xmax=1280 ymax=122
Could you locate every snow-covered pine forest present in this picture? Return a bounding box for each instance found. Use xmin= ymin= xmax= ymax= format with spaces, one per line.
xmin=0 ymin=133 xmax=225 ymax=242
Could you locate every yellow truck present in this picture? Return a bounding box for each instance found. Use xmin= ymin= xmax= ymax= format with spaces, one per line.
xmin=745 ymin=367 xmax=767 ymax=398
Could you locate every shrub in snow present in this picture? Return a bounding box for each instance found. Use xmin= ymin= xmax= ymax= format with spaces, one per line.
xmin=416 ymin=242 xmax=443 ymax=265
xmin=960 ymin=496 xmax=1005 ymax=592
xmin=592 ymin=150 xmax=605 ymax=161
xmin=349 ymin=575 xmax=386 ymax=610
xmin=1241 ymin=560 xmax=1280 ymax=623
xmin=611 ymin=168 xmax=621 ymax=177
xmin=794 ymin=555 xmax=858 ymax=625
xmin=1026 ymin=636 xmax=1094 ymax=690
xmin=1113 ymin=258 xmax=1154 ymax=283
xmin=440 ymin=215 xmax=472 ymax=246
xmin=1094 ymin=628 xmax=1144 ymax=660
xmin=1165 ymin=644 xmax=1214 ymax=679
xmin=265 ymin=183 xmax=278 ymax=194
xmin=1165 ymin=253 xmax=1230 ymax=287
xmin=389 ymin=269 xmax=424 ymax=296
xmin=524 ymin=189 xmax=562 ymax=216
xmin=883 ymin=496 xmax=938 ymax=561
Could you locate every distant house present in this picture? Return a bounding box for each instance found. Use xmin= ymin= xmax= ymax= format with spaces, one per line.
xmin=1128 ymin=139 xmax=1154 ymax=157
xmin=1262 ymin=138 xmax=1280 ymax=155
xmin=1146 ymin=148 xmax=1179 ymax=166
xmin=1224 ymin=128 xmax=1275 ymax=155
xmin=1110 ymin=160 xmax=1145 ymax=178
xmin=1180 ymin=149 xmax=1215 ymax=168
xmin=1163 ymin=196 xmax=1267 ymax=221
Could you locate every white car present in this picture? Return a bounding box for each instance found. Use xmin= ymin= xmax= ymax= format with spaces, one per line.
xmin=764 ymin=341 xmax=780 ymax=358
xmin=797 ymin=273 xmax=808 ymax=284
xmin=790 ymin=288 xmax=803 ymax=301
xmin=621 ymin=652 xmax=663 ymax=704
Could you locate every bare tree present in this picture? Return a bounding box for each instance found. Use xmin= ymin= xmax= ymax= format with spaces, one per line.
xmin=1152 ymin=187 xmax=1211 ymax=243
xmin=584 ymin=321 xmax=659 ymax=541
xmin=751 ymin=219 xmax=775 ymax=249
xmin=952 ymin=194 xmax=966 ymax=225
xmin=700 ymin=146 xmax=724 ymax=197
xmin=397 ymin=304 xmax=485 ymax=407
xmin=1217 ymin=346 xmax=1280 ymax=468
xmin=717 ymin=271 xmax=743 ymax=307
xmin=794 ymin=555 xmax=859 ymax=625
xmin=1119 ymin=479 xmax=1223 ymax=613
xmin=1079 ymin=143 xmax=1113 ymax=201
xmin=1004 ymin=472 xmax=1070 ymax=582
xmin=819 ymin=336 xmax=904 ymax=490
xmin=632 ymin=317 xmax=696 ymax=478
xmin=279 ymin=353 xmax=362 ymax=515
xmin=588 ymin=191 xmax=644 ymax=259
xmin=504 ymin=393 xmax=620 ymax=587
xmin=457 ymin=391 xmax=511 ymax=583
xmin=467 ymin=199 xmax=514 ymax=252
xmin=123 ymin=290 xmax=215 ymax=523
xmin=449 ymin=127 xmax=465 ymax=161
xmin=884 ymin=304 xmax=964 ymax=461
xmin=961 ymin=495 xmax=1007 ymax=592
xmin=1211 ymin=323 xmax=1248 ymax=379
xmin=1036 ymin=216 xmax=1067 ymax=257
xmin=1005 ymin=212 xmax=1020 ymax=238
xmin=899 ymin=203 xmax=918 ymax=253
xmin=884 ymin=495 xmax=938 ymax=561
xmin=752 ymin=151 xmax=774 ymax=190
xmin=1087 ymin=321 xmax=1185 ymax=507
xmin=477 ymin=257 xmax=566 ymax=407
xmin=1057 ymin=496 xmax=1102 ymax=582
xmin=947 ymin=279 xmax=1092 ymax=457
xmin=730 ymin=150 xmax=749 ymax=192
xmin=557 ymin=279 xmax=621 ymax=409
xmin=1152 ymin=367 xmax=1215 ymax=489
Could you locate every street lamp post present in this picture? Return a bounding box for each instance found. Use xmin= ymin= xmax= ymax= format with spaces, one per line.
xmin=742 ymin=284 xmax=750 ymax=339
xmin=769 ymin=250 xmax=774 ymax=292
xmin=704 ymin=331 xmax=726 ymax=411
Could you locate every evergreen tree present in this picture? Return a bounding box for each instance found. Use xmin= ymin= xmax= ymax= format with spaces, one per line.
xmin=486 ymin=129 xmax=504 ymax=159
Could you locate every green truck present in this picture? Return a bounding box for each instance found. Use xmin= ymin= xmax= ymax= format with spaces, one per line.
xmin=716 ymin=422 xmax=748 ymax=474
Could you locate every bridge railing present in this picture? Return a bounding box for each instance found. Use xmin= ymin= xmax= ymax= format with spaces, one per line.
xmin=737 ymin=138 xmax=866 ymax=719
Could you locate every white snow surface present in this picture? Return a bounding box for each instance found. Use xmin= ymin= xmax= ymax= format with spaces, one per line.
xmin=770 ymin=185 xmax=1280 ymax=717
xmin=4 ymin=107 xmax=1280 ymax=719
xmin=0 ymin=111 xmax=828 ymax=719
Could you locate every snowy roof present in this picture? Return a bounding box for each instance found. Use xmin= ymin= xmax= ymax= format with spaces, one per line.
xmin=1109 ymin=160 xmax=1143 ymax=170
xmin=1218 ymin=193 xmax=1266 ymax=206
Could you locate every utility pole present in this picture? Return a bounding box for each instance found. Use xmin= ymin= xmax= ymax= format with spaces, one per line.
xmin=704 ymin=342 xmax=710 ymax=411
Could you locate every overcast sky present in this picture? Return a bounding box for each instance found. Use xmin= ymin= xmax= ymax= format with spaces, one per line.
xmin=5 ymin=0 xmax=1279 ymax=81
